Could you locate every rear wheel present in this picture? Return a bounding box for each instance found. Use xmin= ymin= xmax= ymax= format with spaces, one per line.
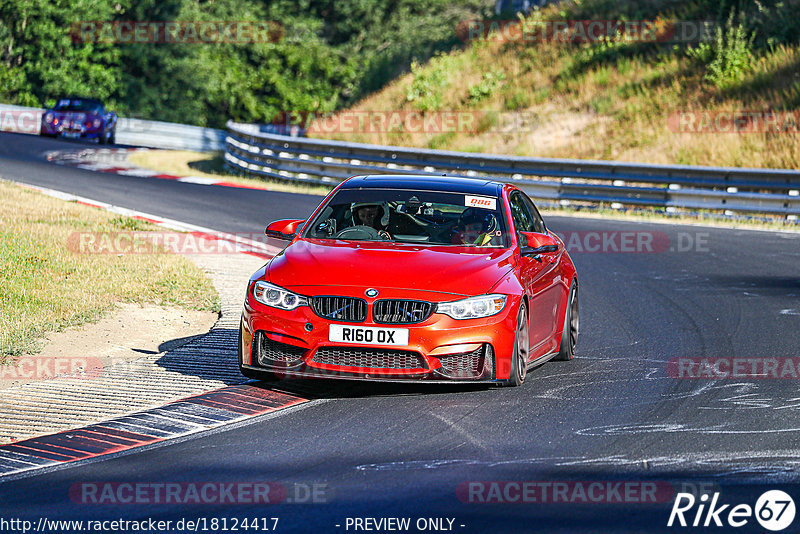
xmin=503 ymin=303 xmax=529 ymax=387
xmin=555 ymin=281 xmax=579 ymax=361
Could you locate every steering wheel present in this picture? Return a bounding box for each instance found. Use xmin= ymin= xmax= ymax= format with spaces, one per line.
xmin=335 ymin=225 xmax=390 ymax=241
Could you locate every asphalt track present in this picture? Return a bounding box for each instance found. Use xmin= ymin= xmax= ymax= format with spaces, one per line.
xmin=1 ymin=132 xmax=800 ymax=533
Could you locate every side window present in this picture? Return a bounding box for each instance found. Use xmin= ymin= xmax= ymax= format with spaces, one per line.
xmin=508 ymin=192 xmax=536 ymax=235
xmin=521 ymin=194 xmax=546 ymax=234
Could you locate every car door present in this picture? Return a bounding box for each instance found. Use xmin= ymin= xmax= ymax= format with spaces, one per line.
xmin=521 ymin=193 xmax=566 ymax=353
xmin=508 ymin=191 xmax=561 ymax=357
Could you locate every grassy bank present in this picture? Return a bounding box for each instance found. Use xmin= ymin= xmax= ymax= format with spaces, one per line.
xmin=0 ymin=181 xmax=220 ymax=361
xmin=313 ymin=0 xmax=800 ymax=169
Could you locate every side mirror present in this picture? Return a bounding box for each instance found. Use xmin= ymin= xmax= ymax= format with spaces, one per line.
xmin=265 ymin=219 xmax=305 ymax=240
xmin=520 ymin=232 xmax=560 ymax=256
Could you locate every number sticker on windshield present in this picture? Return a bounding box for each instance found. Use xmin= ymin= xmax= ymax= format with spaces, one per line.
xmin=465 ymin=196 xmax=497 ymax=210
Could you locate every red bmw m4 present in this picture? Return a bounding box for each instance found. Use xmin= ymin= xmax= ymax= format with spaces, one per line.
xmin=239 ymin=175 xmax=578 ymax=386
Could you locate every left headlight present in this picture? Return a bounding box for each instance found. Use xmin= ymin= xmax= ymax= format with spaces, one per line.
xmin=252 ymin=281 xmax=308 ymax=310
xmin=43 ymin=112 xmax=54 ymax=123
xmin=436 ymin=294 xmax=507 ymax=320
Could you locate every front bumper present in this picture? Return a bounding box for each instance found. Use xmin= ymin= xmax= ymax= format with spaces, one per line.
xmin=41 ymin=122 xmax=104 ymax=139
xmin=240 ymin=286 xmax=520 ymax=382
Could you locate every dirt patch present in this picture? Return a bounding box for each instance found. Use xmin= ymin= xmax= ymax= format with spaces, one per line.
xmin=0 ymin=303 xmax=218 ymax=389
xmin=509 ymin=110 xmax=600 ymax=156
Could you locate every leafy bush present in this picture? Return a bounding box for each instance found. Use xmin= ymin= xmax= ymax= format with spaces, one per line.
xmin=405 ymin=56 xmax=452 ymax=111
xmin=687 ymin=16 xmax=755 ymax=88
xmin=467 ymin=70 xmax=506 ymax=104
xmin=505 ymin=89 xmax=532 ymax=110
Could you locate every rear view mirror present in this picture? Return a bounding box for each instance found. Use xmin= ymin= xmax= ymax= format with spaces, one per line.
xmin=520 ymin=232 xmax=560 ymax=256
xmin=265 ymin=219 xmax=305 ymax=240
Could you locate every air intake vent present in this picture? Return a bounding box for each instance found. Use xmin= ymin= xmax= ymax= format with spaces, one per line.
xmin=312 ymin=296 xmax=367 ymax=322
xmin=436 ymin=345 xmax=486 ymax=379
xmin=373 ymin=299 xmax=433 ymax=324
xmin=254 ymin=332 xmax=307 ymax=368
xmin=312 ymin=347 xmax=427 ymax=370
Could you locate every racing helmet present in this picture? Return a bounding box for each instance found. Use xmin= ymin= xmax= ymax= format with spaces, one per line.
xmin=458 ymin=207 xmax=498 ymax=234
xmin=350 ymin=201 xmax=390 ymax=226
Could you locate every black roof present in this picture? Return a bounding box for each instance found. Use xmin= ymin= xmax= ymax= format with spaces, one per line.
xmin=340 ymin=175 xmax=503 ymax=196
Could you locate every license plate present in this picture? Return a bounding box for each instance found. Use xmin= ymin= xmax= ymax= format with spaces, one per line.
xmin=63 ymin=132 xmax=80 ymax=139
xmin=329 ymin=324 xmax=409 ymax=346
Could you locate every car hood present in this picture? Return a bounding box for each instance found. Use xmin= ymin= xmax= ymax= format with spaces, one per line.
xmin=268 ymin=239 xmax=516 ymax=297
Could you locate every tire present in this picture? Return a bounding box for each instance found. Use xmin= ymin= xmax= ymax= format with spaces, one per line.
xmin=503 ymin=303 xmax=529 ymax=387
xmin=554 ymin=281 xmax=579 ymax=361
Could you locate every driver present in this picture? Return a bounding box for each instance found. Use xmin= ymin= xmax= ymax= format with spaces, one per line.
xmin=350 ymin=202 xmax=392 ymax=239
xmin=453 ymin=208 xmax=498 ymax=246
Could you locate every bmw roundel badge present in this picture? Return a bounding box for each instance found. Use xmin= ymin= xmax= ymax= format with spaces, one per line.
xmin=365 ymin=288 xmax=379 ymax=298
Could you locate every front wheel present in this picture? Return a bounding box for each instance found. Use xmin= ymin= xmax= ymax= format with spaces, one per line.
xmin=554 ymin=281 xmax=579 ymax=361
xmin=503 ymin=303 xmax=529 ymax=387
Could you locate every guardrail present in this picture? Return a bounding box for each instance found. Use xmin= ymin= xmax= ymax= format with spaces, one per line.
xmin=225 ymin=121 xmax=800 ymax=217
xmin=0 ymin=103 xmax=224 ymax=151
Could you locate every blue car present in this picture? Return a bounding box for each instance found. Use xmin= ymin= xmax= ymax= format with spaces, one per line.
xmin=40 ymin=97 xmax=117 ymax=144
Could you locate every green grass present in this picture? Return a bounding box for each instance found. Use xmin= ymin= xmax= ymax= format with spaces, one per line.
xmin=0 ymin=181 xmax=220 ymax=361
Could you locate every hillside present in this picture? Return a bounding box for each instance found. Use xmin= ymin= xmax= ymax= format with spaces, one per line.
xmin=311 ymin=0 xmax=800 ymax=169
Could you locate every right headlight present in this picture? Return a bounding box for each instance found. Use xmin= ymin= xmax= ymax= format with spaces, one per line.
xmin=252 ymin=281 xmax=308 ymax=310
xmin=436 ymin=294 xmax=507 ymax=320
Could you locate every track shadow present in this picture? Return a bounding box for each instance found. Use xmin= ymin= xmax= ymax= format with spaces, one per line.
xmin=154 ymin=326 xmax=545 ymax=399
xmin=157 ymin=333 xmax=208 ymax=353
xmin=255 ymin=377 xmax=493 ymax=401
xmin=154 ymin=327 xmax=245 ymax=385
xmin=187 ymin=151 xmax=227 ymax=175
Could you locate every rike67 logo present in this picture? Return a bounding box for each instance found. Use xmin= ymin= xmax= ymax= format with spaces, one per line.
xmin=668 ymin=490 xmax=795 ymax=531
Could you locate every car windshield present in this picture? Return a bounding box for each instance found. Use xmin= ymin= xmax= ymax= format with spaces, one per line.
xmin=53 ymin=99 xmax=102 ymax=113
xmin=305 ymin=188 xmax=508 ymax=247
